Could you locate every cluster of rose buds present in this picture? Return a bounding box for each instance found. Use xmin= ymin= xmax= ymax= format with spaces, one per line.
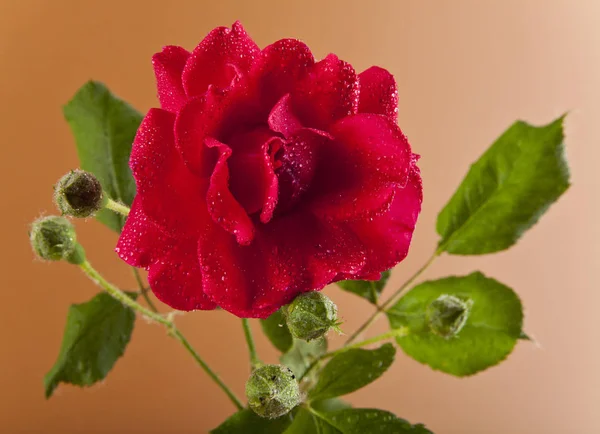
xmin=30 ymin=170 xmax=342 ymax=419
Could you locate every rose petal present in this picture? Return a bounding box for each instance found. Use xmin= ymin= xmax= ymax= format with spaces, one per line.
xmin=347 ymin=166 xmax=423 ymax=275
xmin=116 ymin=197 xmax=175 ymax=269
xmin=205 ymin=137 xmax=255 ymax=245
xmin=268 ymin=94 xmax=304 ymax=138
xmin=306 ymin=113 xmax=412 ymax=222
xmin=152 ymin=46 xmax=190 ymax=113
xmin=358 ymin=66 xmax=398 ymax=121
xmin=198 ymin=213 xmax=365 ymax=318
xmin=276 ymin=128 xmax=324 ymax=213
xmin=130 ymin=108 xmax=209 ymax=236
xmin=252 ymin=39 xmax=314 ymax=109
xmin=330 ymin=113 xmax=412 ymax=185
xmin=227 ymin=128 xmax=281 ymax=223
xmin=182 ymin=21 xmax=259 ymax=98
xmin=175 ymin=88 xmax=264 ymax=175
xmin=148 ymin=238 xmax=217 ymax=311
xmin=310 ymin=183 xmax=397 ymax=222
xmin=292 ymin=54 xmax=360 ymax=130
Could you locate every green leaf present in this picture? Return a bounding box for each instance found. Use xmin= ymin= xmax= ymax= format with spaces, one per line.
xmin=210 ymin=409 xmax=292 ymax=434
xmin=314 ymin=408 xmax=433 ymax=434
xmin=313 ymin=399 xmax=352 ymax=412
xmin=386 ymin=272 xmax=523 ymax=376
xmin=308 ymin=344 xmax=395 ymax=402
xmin=337 ymin=270 xmax=391 ymax=304
xmin=280 ymin=338 xmax=327 ymax=378
xmin=284 ymin=407 xmax=340 ymax=434
xmin=44 ymin=292 xmax=136 ymax=398
xmin=284 ymin=399 xmax=353 ymax=433
xmin=287 ymin=408 xmax=432 ymax=434
xmin=261 ymin=309 xmax=293 ymax=353
xmin=437 ymin=116 xmax=570 ymax=255
xmin=64 ymin=81 xmax=142 ymax=232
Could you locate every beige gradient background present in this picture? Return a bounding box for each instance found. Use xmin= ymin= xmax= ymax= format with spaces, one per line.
xmin=1 ymin=0 xmax=597 ymax=433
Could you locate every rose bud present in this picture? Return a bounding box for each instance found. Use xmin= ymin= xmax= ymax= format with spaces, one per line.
xmin=285 ymin=292 xmax=340 ymax=341
xmin=426 ymin=294 xmax=472 ymax=339
xmin=246 ymin=364 xmax=300 ymax=419
xmin=54 ymin=169 xmax=105 ymax=218
xmin=29 ymin=216 xmax=86 ymax=265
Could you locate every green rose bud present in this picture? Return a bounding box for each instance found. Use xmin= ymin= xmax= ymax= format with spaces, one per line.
xmin=29 ymin=216 xmax=85 ymax=265
xmin=426 ymin=294 xmax=472 ymax=339
xmin=286 ymin=292 xmax=340 ymax=341
xmin=246 ymin=364 xmax=300 ymax=419
xmin=54 ymin=169 xmax=105 ymax=218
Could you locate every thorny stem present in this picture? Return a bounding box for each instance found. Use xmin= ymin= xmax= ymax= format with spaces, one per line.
xmin=242 ymin=319 xmax=261 ymax=370
xmin=344 ymin=251 xmax=440 ymax=346
xmin=79 ymin=260 xmax=244 ymax=411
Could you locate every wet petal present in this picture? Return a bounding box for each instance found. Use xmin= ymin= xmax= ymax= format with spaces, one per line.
xmin=268 ymin=94 xmax=304 ymax=138
xmin=148 ymin=238 xmax=217 ymax=311
xmin=115 ymin=197 xmax=175 ymax=269
xmin=358 ymin=66 xmax=398 ymax=121
xmin=152 ymin=46 xmax=190 ymax=113
xmin=205 ymin=137 xmax=255 ymax=245
xmin=227 ymin=128 xmax=281 ymax=223
xmin=252 ymin=39 xmax=314 ymax=109
xmin=347 ymin=166 xmax=423 ymax=275
xmin=130 ymin=108 xmax=209 ymax=236
xmin=198 ymin=213 xmax=365 ymax=318
xmin=182 ymin=21 xmax=259 ymax=98
xmin=292 ymin=54 xmax=359 ymax=130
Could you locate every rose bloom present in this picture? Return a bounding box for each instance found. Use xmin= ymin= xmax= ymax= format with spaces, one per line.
xmin=116 ymin=21 xmax=422 ymax=318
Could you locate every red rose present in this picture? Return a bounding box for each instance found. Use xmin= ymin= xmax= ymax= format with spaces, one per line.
xmin=116 ymin=21 xmax=422 ymax=318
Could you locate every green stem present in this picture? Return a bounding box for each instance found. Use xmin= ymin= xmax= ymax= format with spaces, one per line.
xmin=132 ymin=267 xmax=158 ymax=313
xmin=241 ymin=318 xmax=261 ymax=369
xmin=326 ymin=328 xmax=408 ymax=360
xmin=79 ymin=260 xmax=244 ymax=411
xmin=169 ymin=329 xmax=244 ymax=410
xmin=299 ymin=328 xmax=408 ymax=382
xmin=344 ymin=251 xmax=439 ymax=345
xmin=104 ymin=197 xmax=130 ymax=217
xmin=368 ymin=281 xmax=378 ymax=304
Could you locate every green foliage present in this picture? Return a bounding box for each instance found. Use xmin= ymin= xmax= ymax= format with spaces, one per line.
xmin=261 ymin=309 xmax=293 ymax=353
xmin=285 ymin=408 xmax=340 ymax=434
xmin=280 ymin=338 xmax=327 ymax=378
xmin=337 ymin=270 xmax=391 ymax=304
xmin=309 ymin=344 xmax=396 ymax=402
xmin=212 ymin=401 xmax=352 ymax=434
xmin=286 ymin=408 xmax=432 ymax=434
xmin=387 ymin=272 xmax=523 ymax=376
xmin=315 ymin=408 xmax=433 ymax=434
xmin=48 ymin=81 xmax=566 ymax=433
xmin=64 ymin=81 xmax=142 ymax=232
xmin=44 ymin=292 xmax=136 ymax=398
xmin=210 ymin=409 xmax=293 ymax=434
xmin=437 ymin=116 xmax=570 ymax=254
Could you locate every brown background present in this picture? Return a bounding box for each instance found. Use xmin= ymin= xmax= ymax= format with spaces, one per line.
xmin=1 ymin=0 xmax=598 ymax=433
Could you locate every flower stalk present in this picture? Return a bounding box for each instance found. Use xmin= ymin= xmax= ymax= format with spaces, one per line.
xmin=299 ymin=327 xmax=409 ymax=382
xmin=344 ymin=251 xmax=440 ymax=345
xmin=104 ymin=197 xmax=130 ymax=217
xmin=242 ymin=318 xmax=261 ymax=370
xmin=132 ymin=267 xmax=158 ymax=313
xmin=79 ymin=259 xmax=244 ymax=411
